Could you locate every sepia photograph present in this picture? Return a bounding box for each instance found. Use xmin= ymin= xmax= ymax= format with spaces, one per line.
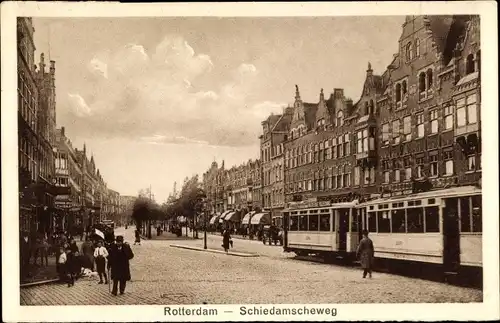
xmin=2 ymin=1 xmax=499 ymax=322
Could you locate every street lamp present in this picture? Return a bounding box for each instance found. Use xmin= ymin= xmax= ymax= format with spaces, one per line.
xmin=203 ymin=199 xmax=208 ymax=249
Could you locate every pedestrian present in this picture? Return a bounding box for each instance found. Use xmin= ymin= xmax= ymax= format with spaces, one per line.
xmin=222 ymin=227 xmax=231 ymax=253
xmin=356 ymin=229 xmax=375 ymax=279
xmin=107 ymin=236 xmax=134 ymax=296
xmin=72 ymin=250 xmax=83 ymax=280
xmin=69 ymin=238 xmax=79 ymax=254
xmin=20 ymin=231 xmax=31 ymax=277
xmin=60 ymin=247 xmax=75 ymax=287
xmin=94 ymin=240 xmax=109 ymax=284
xmin=81 ymin=237 xmax=95 ymax=271
xmin=134 ymin=229 xmax=141 ymax=245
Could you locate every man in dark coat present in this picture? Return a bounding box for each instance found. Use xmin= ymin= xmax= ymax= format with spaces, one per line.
xmin=107 ymin=235 xmax=134 ymax=296
xmin=356 ymin=229 xmax=375 ymax=279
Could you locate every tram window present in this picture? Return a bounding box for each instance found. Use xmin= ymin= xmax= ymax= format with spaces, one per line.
xmin=425 ymin=206 xmax=440 ymax=232
xmin=460 ymin=197 xmax=471 ymax=232
xmin=299 ymin=215 xmax=308 ymax=231
xmin=428 ymin=198 xmax=436 ymax=204
xmin=290 ymin=216 xmax=298 ymax=231
xmin=391 ymin=209 xmax=406 ymax=233
xmin=300 ymin=211 xmax=307 ymax=214
xmin=471 ymin=196 xmax=482 ymax=232
xmin=367 ymin=212 xmax=377 ymax=232
xmin=351 ymin=213 xmax=359 ymax=232
xmin=319 ymin=214 xmax=330 ymax=231
xmin=415 ymin=200 xmax=422 ymax=206
xmin=377 ymin=211 xmax=391 ymax=233
xmin=407 ymin=208 xmax=424 ymax=233
xmin=308 ymin=214 xmax=319 ymax=231
xmin=310 ymin=210 xmax=318 ymax=214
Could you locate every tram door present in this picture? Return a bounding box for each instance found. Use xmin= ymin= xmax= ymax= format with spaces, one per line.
xmin=443 ymin=198 xmax=460 ymax=272
xmin=337 ymin=209 xmax=348 ymax=252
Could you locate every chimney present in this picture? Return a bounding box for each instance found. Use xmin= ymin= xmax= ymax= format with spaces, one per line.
xmin=61 ymin=126 xmax=65 ymax=136
xmin=50 ymin=60 xmax=55 ymax=75
xmin=39 ymin=53 xmax=46 ymax=73
xmin=333 ymin=88 xmax=344 ymax=98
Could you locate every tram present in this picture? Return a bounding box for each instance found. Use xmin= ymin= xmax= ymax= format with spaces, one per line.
xmin=283 ymin=201 xmax=360 ymax=260
xmin=283 ymin=185 xmax=482 ymax=279
xmin=358 ymin=185 xmax=482 ymax=276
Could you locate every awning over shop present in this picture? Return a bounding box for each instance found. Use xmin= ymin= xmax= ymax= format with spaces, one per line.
xmin=241 ymin=211 xmax=256 ymax=225
xmin=225 ymin=211 xmax=241 ymax=222
xmin=218 ymin=210 xmax=232 ymax=222
xmin=250 ymin=213 xmax=271 ymax=225
xmin=209 ymin=215 xmax=219 ymax=224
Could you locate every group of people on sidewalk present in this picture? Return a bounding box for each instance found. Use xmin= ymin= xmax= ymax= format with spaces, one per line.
xmin=56 ymin=234 xmax=134 ymax=296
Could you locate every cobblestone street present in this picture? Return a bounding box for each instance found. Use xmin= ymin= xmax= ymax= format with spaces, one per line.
xmin=20 ymin=227 xmax=482 ymax=305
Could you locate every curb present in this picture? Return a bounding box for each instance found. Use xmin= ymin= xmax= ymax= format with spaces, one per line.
xmin=20 ymin=278 xmax=60 ymax=288
xmin=169 ymin=244 xmax=259 ymax=258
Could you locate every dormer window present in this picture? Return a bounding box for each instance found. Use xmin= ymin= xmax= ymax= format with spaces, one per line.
xmin=402 ymin=80 xmax=407 ymax=96
xmin=395 ymin=83 xmax=402 ymax=103
xmin=418 ymin=67 xmax=434 ymax=100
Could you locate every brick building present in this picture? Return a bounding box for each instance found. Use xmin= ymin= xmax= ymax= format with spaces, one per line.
xmin=284 ymin=86 xmax=358 ymax=206
xmin=376 ymin=15 xmax=481 ymax=197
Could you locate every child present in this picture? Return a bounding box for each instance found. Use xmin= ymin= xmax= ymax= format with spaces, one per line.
xmin=72 ymin=250 xmax=83 ymax=281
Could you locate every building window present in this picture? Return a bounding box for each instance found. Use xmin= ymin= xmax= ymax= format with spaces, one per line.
xmin=395 ymin=83 xmax=402 ymax=102
xmin=394 ymin=169 xmax=400 ymax=183
xmin=430 ymin=110 xmax=439 ymax=134
xmin=427 ymin=69 xmax=433 ymax=88
xmin=415 ymin=38 xmax=420 ymax=57
xmin=402 ymin=80 xmax=407 ymax=97
xmin=430 ymin=154 xmax=438 ymax=177
xmin=444 ymin=151 xmax=454 ymax=175
xmin=337 ymin=110 xmax=344 ymax=127
xmin=418 ymin=72 xmax=426 ymax=93
xmin=405 ymin=42 xmax=413 ymax=61
xmin=354 ymin=166 xmax=360 ymax=186
xmin=467 ymin=155 xmax=476 ymax=172
xmin=416 ymin=157 xmax=425 ymax=178
xmin=456 ymin=94 xmax=478 ymax=127
xmin=384 ymin=171 xmax=390 ymax=183
xmin=392 ymin=119 xmax=400 ymax=144
xmin=466 ymin=54 xmax=475 ymax=74
xmin=444 ymin=105 xmax=454 ymax=130
xmin=344 ymin=134 xmax=350 ymax=156
xmin=356 ymin=131 xmax=363 ymax=154
xmin=403 ymin=116 xmax=412 ymax=141
xmin=338 ymin=136 xmax=343 ymax=157
xmin=415 ymin=113 xmax=424 ymax=138
xmin=382 ymin=123 xmax=389 ymax=145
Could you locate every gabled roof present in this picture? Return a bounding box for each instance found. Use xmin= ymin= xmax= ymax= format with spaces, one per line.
xmin=426 ymin=15 xmax=455 ymax=55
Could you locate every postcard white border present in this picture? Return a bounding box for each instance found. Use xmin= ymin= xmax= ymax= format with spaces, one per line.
xmin=1 ymin=1 xmax=499 ymax=322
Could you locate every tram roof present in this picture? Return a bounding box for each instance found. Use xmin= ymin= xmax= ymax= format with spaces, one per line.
xmin=360 ymin=185 xmax=482 ymax=206
xmin=283 ymin=200 xmax=359 ymax=212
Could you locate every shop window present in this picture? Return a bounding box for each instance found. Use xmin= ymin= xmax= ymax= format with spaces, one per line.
xmin=319 ymin=214 xmax=330 ymax=231
xmin=308 ymin=214 xmax=319 ymax=231
xmin=391 ymin=209 xmax=406 ymax=233
xmin=407 ymin=208 xmax=424 ymax=233
xmin=425 ymin=206 xmax=440 ymax=232
xmin=460 ymin=197 xmax=471 ymax=232
xmin=367 ymin=212 xmax=377 ymax=232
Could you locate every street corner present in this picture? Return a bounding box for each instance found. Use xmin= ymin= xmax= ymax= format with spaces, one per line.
xmin=169 ymin=244 xmax=260 ymax=258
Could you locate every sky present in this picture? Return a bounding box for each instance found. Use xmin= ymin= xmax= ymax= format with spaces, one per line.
xmin=32 ymin=16 xmax=404 ymax=202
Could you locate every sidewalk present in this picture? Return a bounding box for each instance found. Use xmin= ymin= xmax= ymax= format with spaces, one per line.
xmin=170 ymin=244 xmax=259 ymax=257
xmin=20 ymin=240 xmax=84 ymax=286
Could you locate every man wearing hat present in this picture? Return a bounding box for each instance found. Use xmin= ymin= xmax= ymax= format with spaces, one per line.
xmin=356 ymin=229 xmax=375 ymax=279
xmin=107 ymin=235 xmax=134 ymax=295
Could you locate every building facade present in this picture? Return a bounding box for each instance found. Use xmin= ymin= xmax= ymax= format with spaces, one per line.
xmin=200 ymin=15 xmax=481 ymax=230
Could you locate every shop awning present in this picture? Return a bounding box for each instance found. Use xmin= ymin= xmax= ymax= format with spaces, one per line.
xmin=209 ymin=215 xmax=219 ymax=224
xmin=241 ymin=211 xmax=256 ymax=225
xmin=250 ymin=213 xmax=271 ymax=225
xmin=225 ymin=211 xmax=241 ymax=222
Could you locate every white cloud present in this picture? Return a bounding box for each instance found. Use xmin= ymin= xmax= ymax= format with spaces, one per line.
xmin=67 ymin=35 xmax=273 ymax=147
xmin=88 ymin=57 xmax=108 ymax=79
xmin=68 ymin=93 xmax=92 ymax=117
